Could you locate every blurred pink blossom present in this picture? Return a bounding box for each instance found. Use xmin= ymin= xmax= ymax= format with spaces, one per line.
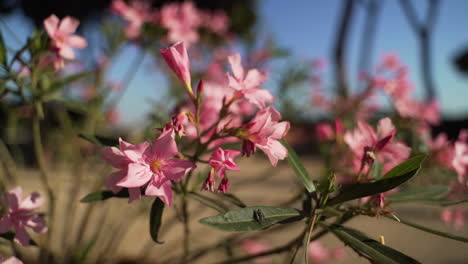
xmin=160 ymin=1 xmax=201 ymax=45
xmin=44 ymin=14 xmax=87 ymax=60
xmin=0 ymin=187 xmax=48 ymax=246
xmin=441 ymin=208 xmax=466 ymax=230
xmin=240 ymin=239 xmax=271 ymax=264
xmin=111 ymin=0 xmax=152 ymax=39
xmin=0 ymin=257 xmax=23 ymax=264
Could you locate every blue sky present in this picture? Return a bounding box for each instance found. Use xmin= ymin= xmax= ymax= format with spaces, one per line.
xmin=2 ymin=0 xmax=468 ymax=126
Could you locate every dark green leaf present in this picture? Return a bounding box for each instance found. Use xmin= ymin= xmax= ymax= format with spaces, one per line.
xmin=326 ymin=155 xmax=426 ymax=206
xmin=385 ymin=216 xmax=468 ymax=243
xmin=328 ymin=224 xmax=421 ymax=264
xmin=0 ymin=232 xmax=37 ymax=246
xmin=149 ymin=198 xmax=165 ymax=244
xmin=79 ymin=133 xmax=119 ymax=147
xmin=280 ymin=139 xmax=316 ymax=193
xmin=381 ymin=154 xmax=426 ymax=179
xmin=42 ymin=72 xmax=91 ymax=97
xmin=199 ymin=206 xmax=303 ymax=232
xmin=0 ymin=30 xmax=6 ymax=66
xmin=387 ymin=185 xmax=449 ymax=203
xmin=80 ymin=189 xmax=130 ymax=203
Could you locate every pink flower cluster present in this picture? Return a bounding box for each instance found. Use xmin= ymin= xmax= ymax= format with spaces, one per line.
xmin=102 ymin=129 xmax=196 ymax=205
xmin=372 ymin=54 xmax=440 ymax=125
xmin=43 ymin=14 xmax=87 ymax=70
xmin=0 ymin=187 xmax=47 ymax=246
xmin=111 ymin=0 xmax=229 ymax=44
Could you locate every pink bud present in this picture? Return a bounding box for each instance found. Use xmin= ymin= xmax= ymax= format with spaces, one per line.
xmin=201 ymin=169 xmax=216 ymax=192
xmin=242 ymin=140 xmax=256 ymax=157
xmin=160 ymin=42 xmax=193 ymax=98
xmin=217 ymin=177 xmax=230 ymax=193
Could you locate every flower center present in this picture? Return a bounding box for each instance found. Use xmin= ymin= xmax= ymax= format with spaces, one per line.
xmin=150 ymin=160 xmax=163 ymax=173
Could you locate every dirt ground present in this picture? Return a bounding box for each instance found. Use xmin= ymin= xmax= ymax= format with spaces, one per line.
xmin=10 ymin=156 xmax=468 ymax=264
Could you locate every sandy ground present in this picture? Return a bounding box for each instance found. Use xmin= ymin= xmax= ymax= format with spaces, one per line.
xmin=7 ymin=156 xmax=468 ymax=264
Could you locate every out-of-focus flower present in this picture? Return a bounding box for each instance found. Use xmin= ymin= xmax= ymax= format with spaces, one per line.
xmin=160 ymin=42 xmax=193 ymax=98
xmin=452 ymin=141 xmax=468 ymax=185
xmin=308 ymin=241 xmax=346 ymax=264
xmin=160 ymin=1 xmax=201 ymax=45
xmin=227 ymin=53 xmax=274 ymax=109
xmin=102 ymin=130 xmax=196 ymax=205
xmin=344 ymin=117 xmax=411 ymax=175
xmin=315 ymin=120 xmax=343 ymax=141
xmin=0 ymin=256 xmax=23 ymax=264
xmin=44 ymin=14 xmax=87 ymax=60
xmin=240 ymin=106 xmax=289 ymax=166
xmin=240 ymin=239 xmax=271 ymax=264
xmin=202 ymin=10 xmax=229 ymax=35
xmin=0 ymin=187 xmax=47 ymax=246
xmin=111 ymin=0 xmax=152 ymax=39
xmin=441 ymin=208 xmax=466 ymax=230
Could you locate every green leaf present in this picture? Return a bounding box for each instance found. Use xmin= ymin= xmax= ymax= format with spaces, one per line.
xmin=0 ymin=232 xmax=37 ymax=246
xmin=0 ymin=30 xmax=6 ymax=66
xmin=280 ymin=139 xmax=316 ymax=193
xmin=387 ymin=185 xmax=449 ymax=203
xmin=149 ymin=198 xmax=165 ymax=244
xmin=199 ymin=206 xmax=303 ymax=232
xmin=80 ymin=189 xmax=130 ymax=203
xmin=187 ymin=192 xmax=229 ymax=213
xmin=79 ymin=133 xmax=119 ymax=147
xmin=381 ymin=154 xmax=426 ymax=179
xmin=328 ymin=224 xmax=421 ymax=264
xmin=326 ymin=155 xmax=426 ymax=206
xmin=385 ymin=216 xmax=468 ymax=243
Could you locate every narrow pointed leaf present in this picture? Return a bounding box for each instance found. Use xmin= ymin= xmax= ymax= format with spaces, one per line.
xmin=217 ymin=193 xmax=247 ymax=208
xmin=280 ymin=139 xmax=316 ymax=193
xmin=328 ymin=224 xmax=421 ymax=264
xmin=80 ymin=189 xmax=130 ymax=203
xmin=79 ymin=133 xmax=119 ymax=147
xmin=149 ymin=198 xmax=165 ymax=244
xmin=326 ymin=155 xmax=426 ymax=206
xmin=0 ymin=30 xmax=6 ymax=65
xmin=199 ymin=206 xmax=303 ymax=232
xmin=188 ymin=192 xmax=229 ymax=212
xmin=386 ymin=216 xmax=468 ymax=243
xmin=387 ymin=185 xmax=449 ymax=203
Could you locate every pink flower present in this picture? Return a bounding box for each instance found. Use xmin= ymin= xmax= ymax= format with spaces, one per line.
xmin=240 ymin=239 xmax=271 ymax=264
xmin=0 ymin=187 xmax=48 ymax=246
xmin=308 ymin=241 xmax=329 ymax=264
xmin=111 ymin=0 xmax=151 ymax=39
xmin=102 ymin=130 xmax=196 ymax=205
xmin=441 ymin=208 xmax=466 ymax=230
xmin=202 ymin=10 xmax=229 ymax=35
xmin=344 ymin=117 xmax=411 ymax=175
xmin=227 ymin=53 xmax=274 ymax=109
xmin=160 ymin=42 xmax=193 ymax=97
xmin=160 ymin=1 xmax=202 ymax=45
xmin=217 ymin=177 xmax=230 ymax=193
xmin=315 ymin=123 xmax=334 ymax=141
xmin=241 ymin=106 xmax=290 ymax=166
xmin=209 ymin=148 xmax=241 ymax=178
xmin=44 ymin=14 xmax=87 ymax=60
xmin=452 ymin=141 xmax=468 ymax=185
xmin=0 ymin=257 xmax=23 ymax=264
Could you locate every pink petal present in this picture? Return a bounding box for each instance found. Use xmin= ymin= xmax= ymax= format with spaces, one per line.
xmin=6 ymin=187 xmax=22 ymax=211
xmin=0 ymin=217 xmax=13 ymax=233
xmin=160 ymin=42 xmax=191 ymax=87
xmin=44 ymin=14 xmax=59 ymax=37
xmin=119 ymin=138 xmax=150 ymax=162
xmin=26 ymin=214 xmax=48 ymax=233
xmin=152 ymin=129 xmax=178 ymax=160
xmin=20 ymin=192 xmax=44 ymax=211
xmin=58 ymin=46 xmax=75 ymax=60
xmin=145 ymin=181 xmax=173 ymax=206
xmin=58 ymin=16 xmax=80 ymax=34
xmin=244 ymin=69 xmax=268 ymax=90
xmin=377 ymin=117 xmax=395 ymax=139
xmin=163 ymin=158 xmax=196 ymax=182
xmin=66 ymin=35 xmax=87 ymax=49
xmin=128 ymin=187 xmax=142 ymax=203
xmin=105 ymin=170 xmax=126 ymax=193
xmin=14 ymin=226 xmax=30 ymax=246
xmin=102 ymin=146 xmax=129 ymax=169
xmin=243 ymin=89 xmax=275 ymax=109
xmin=228 ymin=53 xmax=244 ymax=80
xmin=270 ymin=121 xmax=290 ymax=140
xmin=117 ymin=163 xmax=152 ymax=188
xmin=3 ymin=257 xmax=23 ymax=264
xmin=258 ymin=140 xmax=288 ymax=167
